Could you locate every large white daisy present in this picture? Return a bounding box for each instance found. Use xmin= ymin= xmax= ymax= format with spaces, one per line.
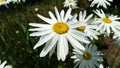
xmin=29 ymin=7 xmax=90 ymax=61
xmin=0 ymin=0 xmax=11 ymax=6
xmin=71 ymin=44 xmax=103 ymax=68
xmin=89 ymin=0 xmax=113 ymax=8
xmin=77 ymin=10 xmax=100 ymax=40
xmin=94 ymin=9 xmax=120 ymax=37
xmin=63 ymin=0 xmax=77 ymax=8
xmin=0 ymin=60 xmax=12 ymax=68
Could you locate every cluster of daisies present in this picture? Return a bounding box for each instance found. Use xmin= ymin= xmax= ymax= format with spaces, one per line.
xmin=0 ymin=0 xmax=119 ymax=68
xmin=63 ymin=0 xmax=113 ymax=9
xmin=0 ymin=0 xmax=25 ymax=7
xmin=29 ymin=0 xmax=120 ymax=68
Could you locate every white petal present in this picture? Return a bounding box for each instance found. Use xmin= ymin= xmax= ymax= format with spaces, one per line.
xmin=64 ymin=8 xmax=71 ymax=22
xmin=79 ymin=11 xmax=83 ymax=21
xmin=0 ymin=61 xmax=7 ymax=68
xmin=60 ymin=10 xmax=65 ymax=21
xmin=29 ymin=23 xmax=50 ymax=27
xmin=37 ymin=14 xmax=53 ymax=24
xmin=84 ymin=14 xmax=93 ymax=23
xmin=29 ymin=27 xmax=50 ymax=31
xmin=33 ymin=32 xmax=55 ymax=49
xmin=68 ymin=31 xmax=90 ymax=44
xmin=55 ymin=7 xmax=60 ymax=21
xmin=63 ymin=35 xmax=68 ymax=55
xmin=40 ymin=34 xmax=59 ymax=57
xmin=57 ymin=35 xmax=66 ymax=61
xmin=49 ymin=11 xmax=57 ymax=22
xmin=30 ymin=30 xmax=52 ymax=36
xmin=4 ymin=65 xmax=12 ymax=68
xmin=68 ymin=14 xmax=77 ymax=24
xmin=49 ymin=45 xmax=56 ymax=57
xmin=66 ymin=34 xmax=85 ymax=50
xmin=82 ymin=10 xmax=87 ymax=21
xmin=99 ymin=64 xmax=104 ymax=68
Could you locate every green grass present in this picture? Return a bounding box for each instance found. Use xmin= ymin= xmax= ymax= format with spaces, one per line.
xmin=0 ymin=0 xmax=120 ymax=68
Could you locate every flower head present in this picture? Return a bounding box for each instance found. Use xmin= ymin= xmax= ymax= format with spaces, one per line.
xmin=94 ymin=9 xmax=120 ymax=36
xmin=29 ymin=7 xmax=90 ymax=61
xmin=89 ymin=0 xmax=113 ymax=8
xmin=77 ymin=10 xmax=100 ymax=40
xmin=63 ymin=0 xmax=78 ymax=8
xmin=71 ymin=44 xmax=103 ymax=68
xmin=0 ymin=60 xmax=12 ymax=68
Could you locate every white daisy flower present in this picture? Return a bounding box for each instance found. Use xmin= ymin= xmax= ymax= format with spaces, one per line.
xmin=63 ymin=0 xmax=77 ymax=8
xmin=0 ymin=0 xmax=11 ymax=6
xmin=29 ymin=7 xmax=90 ymax=61
xmin=94 ymin=9 xmax=120 ymax=37
xmin=77 ymin=10 xmax=100 ymax=40
xmin=71 ymin=44 xmax=103 ymax=68
xmin=89 ymin=0 xmax=113 ymax=8
xmin=0 ymin=60 xmax=12 ymax=68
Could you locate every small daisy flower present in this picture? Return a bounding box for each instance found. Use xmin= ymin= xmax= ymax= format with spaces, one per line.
xmin=77 ymin=10 xmax=100 ymax=40
xmin=0 ymin=60 xmax=12 ymax=68
xmin=0 ymin=0 xmax=11 ymax=6
xmin=29 ymin=7 xmax=90 ymax=61
xmin=71 ymin=44 xmax=103 ymax=68
xmin=63 ymin=0 xmax=77 ymax=8
xmin=89 ymin=0 xmax=113 ymax=8
xmin=94 ymin=9 xmax=120 ymax=36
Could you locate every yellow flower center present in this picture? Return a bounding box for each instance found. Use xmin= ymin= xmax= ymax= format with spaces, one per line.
xmin=52 ymin=22 xmax=69 ymax=34
xmin=77 ymin=26 xmax=86 ymax=31
xmin=68 ymin=0 xmax=73 ymax=3
xmin=83 ymin=52 xmax=91 ymax=60
xmin=0 ymin=0 xmax=5 ymax=2
xmin=102 ymin=17 xmax=112 ymax=24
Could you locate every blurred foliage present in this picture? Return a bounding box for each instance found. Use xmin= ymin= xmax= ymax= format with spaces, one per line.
xmin=0 ymin=0 xmax=120 ymax=68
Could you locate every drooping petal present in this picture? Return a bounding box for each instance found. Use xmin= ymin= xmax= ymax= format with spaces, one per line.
xmin=57 ymin=35 xmax=67 ymax=61
xmin=66 ymin=34 xmax=85 ymax=50
xmin=33 ymin=32 xmax=55 ymax=49
xmin=40 ymin=34 xmax=59 ymax=57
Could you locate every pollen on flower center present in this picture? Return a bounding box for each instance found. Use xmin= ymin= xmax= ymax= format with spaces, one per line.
xmin=83 ymin=52 xmax=91 ymax=60
xmin=52 ymin=22 xmax=69 ymax=34
xmin=68 ymin=0 xmax=73 ymax=3
xmin=0 ymin=0 xmax=5 ymax=2
xmin=102 ymin=17 xmax=112 ymax=24
xmin=77 ymin=26 xmax=86 ymax=31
